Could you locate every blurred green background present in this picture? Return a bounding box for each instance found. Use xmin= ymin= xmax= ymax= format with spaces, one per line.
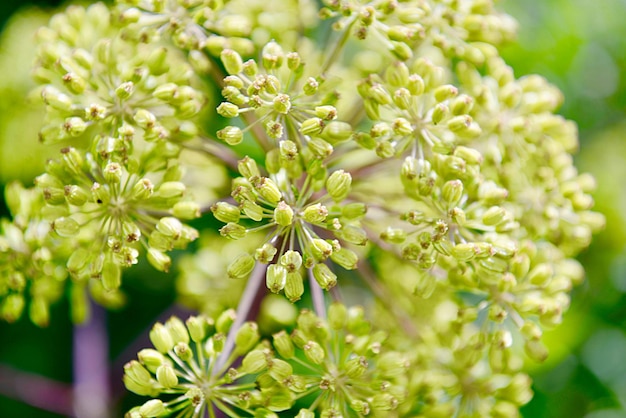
xmin=1 ymin=0 xmax=626 ymax=417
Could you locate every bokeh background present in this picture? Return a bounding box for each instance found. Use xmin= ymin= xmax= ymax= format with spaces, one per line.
xmin=1 ymin=0 xmax=625 ymax=416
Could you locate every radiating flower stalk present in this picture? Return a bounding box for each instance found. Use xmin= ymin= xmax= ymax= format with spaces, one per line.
xmin=0 ymin=0 xmax=605 ymax=417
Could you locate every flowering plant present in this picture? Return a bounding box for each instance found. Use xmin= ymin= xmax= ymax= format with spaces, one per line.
xmin=0 ymin=0 xmax=604 ymax=416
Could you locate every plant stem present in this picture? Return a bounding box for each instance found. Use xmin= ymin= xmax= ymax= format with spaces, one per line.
xmin=73 ymin=301 xmax=110 ymax=418
xmin=212 ymin=262 xmax=268 ymax=376
xmin=309 ymin=268 xmax=327 ymax=320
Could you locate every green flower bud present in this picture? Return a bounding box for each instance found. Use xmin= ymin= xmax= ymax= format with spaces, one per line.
xmin=262 ymin=41 xmax=284 ymax=69
xmin=391 ymin=41 xmax=412 ymax=61
xmin=221 ymin=49 xmax=243 ymax=74
xmin=273 ymin=94 xmax=291 ymax=114
xmin=115 ymin=81 xmax=134 ymax=100
xmin=308 ymin=138 xmax=333 ymax=158
xmin=174 ymin=342 xmax=192 ymax=362
xmin=442 ymin=179 xmax=464 ymax=207
xmin=220 ymin=222 xmax=247 ymax=240
xmin=238 ymin=156 xmax=260 ymax=179
xmin=156 ymin=364 xmax=178 ymax=388
xmin=434 ymin=84 xmax=459 ymax=102
xmin=273 ymin=330 xmax=295 ymax=358
xmin=300 ymin=117 xmax=325 ymax=136
xmin=268 ymin=358 xmax=293 ymax=381
xmin=133 ymin=109 xmax=156 ymax=129
xmin=171 ymin=201 xmax=200 ymax=220
xmin=217 ymin=102 xmax=240 ymax=118
xmin=330 ymin=247 xmax=358 ymax=270
xmin=326 ymin=170 xmax=351 ymax=201
xmin=528 ymin=263 xmax=553 ymax=287
xmin=241 ymin=349 xmax=269 ymax=374
xmin=228 ymin=253 xmax=256 ymax=279
xmin=156 ymin=217 xmax=183 ymax=239
xmin=211 ymin=202 xmax=241 ymax=223
xmin=322 ymin=121 xmax=353 ymax=144
xmin=137 ymin=349 xmax=167 ymax=373
xmin=286 ymin=51 xmax=301 ymax=71
xmin=41 ymin=86 xmax=73 ymax=112
xmin=328 ymin=303 xmax=347 ymax=330
xmin=216 ymin=310 xmax=236 ymax=335
xmin=279 ymin=250 xmax=302 ymax=273
xmin=431 ymin=103 xmax=448 ymax=125
xmin=312 ymin=263 xmax=337 ymax=290
xmin=345 ymin=356 xmax=368 ymax=378
xmin=301 ymin=203 xmax=328 ymax=224
xmin=274 ymin=201 xmax=294 ymax=227
xmin=217 ymin=126 xmax=244 ymax=145
xmin=524 ymin=339 xmax=548 ymax=363
xmin=63 ymin=185 xmax=88 ymax=206
xmin=186 ymin=316 xmax=208 ymax=343
xmin=310 ymin=238 xmax=333 ymax=262
xmin=285 ymin=272 xmax=304 ymax=302
xmin=156 ymin=181 xmax=185 ymax=199
xmin=380 ymin=227 xmax=406 ymax=244
xmin=453 ymin=146 xmax=483 ymax=165
xmin=303 ymin=340 xmax=325 ymax=364
xmin=241 ymin=200 xmax=263 ymax=222
xmin=295 ymin=410 xmax=315 ymax=418
xmin=255 ymin=242 xmax=277 ymax=263
xmin=233 ymin=321 xmax=260 ymax=355
xmin=147 ymin=47 xmax=169 ymax=75
xmin=371 ymin=393 xmax=399 ymax=411
xmin=150 ymin=322 xmax=174 ymax=353
xmin=166 ymin=317 xmax=189 ymax=345
xmin=147 ymin=248 xmax=172 ymax=272
xmin=255 ymin=178 xmax=282 ymax=204
xmin=52 ymin=216 xmax=80 ymax=237
xmin=266 ymin=264 xmax=287 ymax=293
xmin=335 ymin=225 xmax=368 ymax=246
xmin=62 ymin=117 xmax=87 ymax=137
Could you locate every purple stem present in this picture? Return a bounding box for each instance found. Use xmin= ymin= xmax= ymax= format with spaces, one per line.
xmin=212 ymin=262 xmax=268 ymax=376
xmin=0 ymin=364 xmax=73 ymax=416
xmin=308 ymin=268 xmax=327 ymax=320
xmin=72 ymin=301 xmax=110 ymax=418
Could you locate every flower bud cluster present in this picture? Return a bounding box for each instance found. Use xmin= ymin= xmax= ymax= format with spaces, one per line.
xmin=35 ymin=3 xmax=204 ymax=146
xmin=215 ymin=156 xmax=366 ymax=298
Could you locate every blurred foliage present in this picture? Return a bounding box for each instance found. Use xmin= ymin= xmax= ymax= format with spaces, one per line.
xmin=0 ymin=0 xmax=625 ymax=417
xmin=500 ymin=0 xmax=626 ymax=417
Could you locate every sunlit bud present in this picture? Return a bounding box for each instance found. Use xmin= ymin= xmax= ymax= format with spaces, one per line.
xmin=434 ymin=84 xmax=459 ymax=102
xmin=442 ymin=179 xmax=463 ymax=207
xmin=219 ymin=49 xmax=243 ymax=75
xmin=327 ymin=303 xmax=347 ymax=330
xmin=279 ymin=140 xmax=298 ymax=162
xmin=156 ymin=364 xmax=178 ymax=388
xmin=285 ymin=272 xmax=304 ymax=302
xmin=241 ymin=349 xmax=268 ymax=374
xmin=295 ymin=410 xmax=314 ymax=418
xmin=174 ymin=342 xmax=192 ymax=361
xmin=255 ymin=178 xmax=282 ymax=203
xmin=303 ymin=77 xmax=319 ymax=95
xmin=101 ymin=162 xmax=122 ymax=185
xmin=217 ymin=126 xmax=244 ymax=145
xmin=220 ymin=222 xmax=247 ymax=239
xmin=285 ymin=51 xmax=301 ymax=71
xmin=266 ymin=264 xmax=287 ymax=293
xmin=308 ymin=138 xmax=333 ymax=158
xmin=369 ymin=83 xmax=392 ymax=105
xmin=61 ymin=72 xmax=86 ymax=94
xmin=272 ymin=93 xmax=291 ymax=114
xmin=41 ymin=86 xmax=72 ymax=112
xmin=331 ymin=247 xmax=358 ymax=270
xmin=217 ymin=102 xmax=240 ymax=118
xmin=150 ymin=322 xmax=174 ymax=353
xmin=315 ymin=105 xmax=337 ymax=121
xmin=451 ymin=94 xmax=474 ymax=115
xmin=453 ymin=146 xmax=483 ymax=165
xmin=131 ymin=179 xmax=153 ymax=200
xmin=380 ymin=227 xmax=406 ymax=244
xmin=234 ymin=158 xmax=258 ymax=181
xmin=227 ymin=253 xmax=255 ymax=280
xmin=393 ymin=87 xmax=412 ymax=110
xmin=62 ymin=185 xmax=87 ymax=206
xmin=326 ymin=170 xmax=351 ymax=201
xmin=114 ymin=81 xmax=134 ymax=100
xmin=169 ymin=201 xmax=199 ymax=220
xmin=145 ymin=248 xmax=170 ymax=273
xmin=300 ymin=203 xmax=327 ymax=224
xmin=321 ymin=121 xmax=352 ymax=144
xmin=312 ymin=263 xmax=337 ymax=290
xmin=262 ymin=41 xmax=285 ymax=69
xmin=52 ymin=216 xmax=80 ymax=237
xmin=479 ymin=181 xmax=509 ymax=204
xmin=136 ymin=349 xmax=167 ymax=373
xmin=303 ymin=340 xmax=325 ymax=364
xmin=211 ymin=202 xmax=240 ymax=223
xmin=392 ymin=117 xmax=414 ymax=136
xmin=280 ymin=251 xmax=303 ymax=273
xmin=133 ymin=109 xmax=156 ymax=129
xmin=85 ymin=103 xmax=107 ymax=121
xmin=310 ymin=238 xmax=333 ymax=262
xmin=431 ymin=103 xmax=448 ymax=125
xmin=155 ymin=217 xmax=182 ymax=239
xmin=481 ymin=206 xmax=506 ymax=226
xmin=345 ymin=356 xmax=368 ymax=378
xmin=300 ymin=117 xmax=325 ymax=136
xmin=524 ymin=339 xmax=548 ymax=362
xmin=164 ymin=317 xmax=189 ymax=345
xmin=451 ymin=243 xmax=478 ymax=261
xmin=271 ymin=331 xmax=294 ymax=359
xmin=215 ymin=309 xmax=236 ymax=335
xmin=528 ymin=263 xmax=553 ymax=287
xmin=254 ymin=242 xmax=277 ymax=264
xmin=391 ymin=41 xmax=412 ymax=61
xmin=334 ymin=225 xmax=367 ymax=246
xmin=146 ymin=47 xmax=169 ymax=75
xmin=235 ymin=322 xmax=260 ymax=354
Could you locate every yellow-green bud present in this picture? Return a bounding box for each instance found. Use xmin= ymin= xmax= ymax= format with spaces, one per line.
xmin=326 ymin=170 xmax=351 ymax=201
xmin=393 ymin=87 xmax=412 ymax=110
xmin=524 ymin=339 xmax=548 ymax=362
xmin=174 ymin=342 xmax=192 ymax=362
xmin=391 ymin=41 xmax=412 ymax=60
xmin=442 ymin=179 xmax=464 ymax=207
xmin=274 ymin=202 xmax=294 ymax=227
xmin=228 ymin=253 xmax=256 ymax=279
xmin=186 ymin=316 xmax=208 ymax=343
xmin=255 ymin=178 xmax=282 ymax=203
xmin=330 ymin=248 xmax=358 ymax=270
xmin=328 ymin=303 xmax=347 ymax=330
xmin=153 ymin=83 xmax=178 ymax=101
xmin=528 ymin=264 xmax=553 ymax=287
xmin=217 ymin=126 xmax=243 ymax=145
xmin=221 ymin=49 xmax=243 ymax=74
xmin=280 ymin=250 xmax=302 ymax=273
xmin=380 ymin=227 xmax=406 ymax=244
xmin=64 ymin=185 xmax=89 ymax=206
xmin=279 ymin=140 xmax=298 ymax=161
xmin=241 ymin=349 xmax=268 ymax=374
xmin=302 ymin=203 xmax=328 ymax=224
xmin=287 ymin=52 xmax=301 ymax=71
xmin=156 ymin=181 xmax=185 ymax=199
xmin=285 ymin=272 xmax=304 ymax=302
xmin=137 ymin=349 xmax=167 ymax=373
xmin=310 ymin=238 xmax=333 ymax=261
xmin=156 ymin=217 xmax=183 ymax=239
xmin=220 ymin=222 xmax=247 ymax=240
xmin=235 ymin=322 xmax=260 ymax=354
xmin=345 ymin=356 xmax=368 ymax=378
xmin=308 ymin=138 xmax=333 ymax=158
xmin=166 ymin=316 xmax=190 ymax=345
xmin=216 ymin=309 xmax=236 ymax=334
xmin=172 ymin=201 xmax=201 ymax=220
xmin=133 ymin=109 xmax=156 ymax=129
xmin=63 ymin=117 xmax=87 ymax=137
xmin=156 ymin=364 xmax=178 ymax=388
xmin=434 ymin=84 xmax=459 ymax=102
xmin=242 ymin=200 xmax=263 ymax=221
xmin=238 ymin=156 xmax=260 ymax=179
xmin=266 ymin=264 xmax=287 ymax=293
xmin=212 ymin=202 xmax=241 ymax=223
xmin=262 ymin=41 xmax=284 ymax=69
xmin=52 ymin=216 xmax=80 ymax=237
xmin=295 ymin=410 xmax=314 ymax=418
xmin=300 ymin=117 xmax=325 ymax=136
xmin=273 ymin=330 xmax=295 ymax=358
xmin=217 ymin=102 xmax=240 ymax=118
xmin=131 ymin=179 xmax=154 ymax=200
xmin=255 ymin=242 xmax=278 ymax=263
xmin=303 ymin=77 xmax=319 ymax=95
xmin=312 ymin=263 xmax=337 ymax=290
xmin=335 ymin=225 xmax=368 ymax=246
xmin=482 ymin=206 xmax=507 ymax=226
xmin=453 ymin=145 xmax=483 ymax=165
xmin=303 ymin=340 xmax=325 ymax=364
xmin=431 ymin=103 xmax=448 ymax=125
xmin=150 ymin=322 xmax=174 ymax=353
xmin=273 ymin=94 xmax=291 ymax=114
xmin=147 ymin=248 xmax=172 ymax=272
